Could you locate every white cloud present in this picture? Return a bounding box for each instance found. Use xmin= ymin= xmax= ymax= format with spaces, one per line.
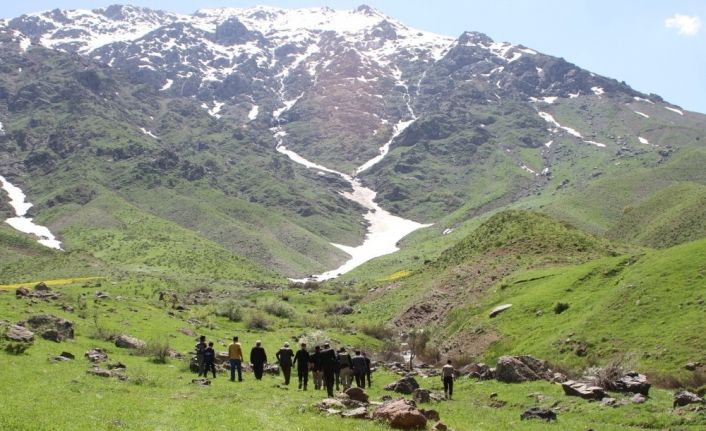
xmin=665 ymin=13 xmax=701 ymax=36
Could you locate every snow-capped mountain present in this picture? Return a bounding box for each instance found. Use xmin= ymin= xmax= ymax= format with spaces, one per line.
xmin=2 ymin=4 xmax=650 ymax=170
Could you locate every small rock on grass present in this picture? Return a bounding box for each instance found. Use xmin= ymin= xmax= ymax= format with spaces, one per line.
xmin=520 ymin=407 xmax=557 ymax=422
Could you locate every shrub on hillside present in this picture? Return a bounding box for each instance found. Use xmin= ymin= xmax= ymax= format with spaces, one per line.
xmin=262 ymin=299 xmax=295 ymax=319
xmin=215 ymin=299 xmax=244 ymax=322
xmin=299 ymin=330 xmax=329 ymax=348
xmin=360 ymin=323 xmax=394 ymax=340
xmin=553 ymin=302 xmax=570 ymax=314
xmin=246 ymin=312 xmax=270 ymax=330
xmin=139 ymin=338 xmax=171 ymax=364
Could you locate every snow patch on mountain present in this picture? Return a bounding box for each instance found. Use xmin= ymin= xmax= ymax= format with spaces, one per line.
xmin=248 ymin=104 xmax=259 ymax=121
xmin=139 ymin=127 xmax=159 ymax=139
xmin=634 ymin=111 xmax=650 ymax=118
xmin=0 ymin=175 xmax=62 ymax=250
xmin=664 ymin=106 xmax=684 ymax=116
xmin=638 ymin=136 xmax=649 ymax=145
xmin=356 ymin=119 xmax=414 ymax=174
xmin=160 ymin=79 xmax=173 ymax=90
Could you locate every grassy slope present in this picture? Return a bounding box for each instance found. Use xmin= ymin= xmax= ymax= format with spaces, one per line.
xmin=1 ymin=280 xmax=703 ymax=430
xmin=354 ymin=210 xmax=706 ymax=377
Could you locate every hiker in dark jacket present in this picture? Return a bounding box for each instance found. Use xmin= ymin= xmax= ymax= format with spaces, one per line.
xmin=250 ymin=340 xmax=268 ymax=380
xmin=310 ymin=345 xmax=323 ymax=390
xmin=319 ymin=343 xmax=338 ymax=397
xmin=333 ymin=349 xmax=341 ymax=391
xmin=276 ymin=342 xmax=294 ymax=385
xmin=363 ymin=352 xmax=372 ymax=387
xmin=203 ymin=342 xmax=217 ymax=379
xmin=195 ymin=335 xmax=207 ymax=377
xmin=351 ymin=350 xmax=367 ymax=388
xmin=292 ymin=342 xmax=311 ymax=390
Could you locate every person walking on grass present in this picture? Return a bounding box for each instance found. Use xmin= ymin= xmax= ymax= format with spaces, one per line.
xmin=351 ymin=350 xmax=367 ymax=388
xmin=276 ymin=342 xmax=294 ymax=385
xmin=363 ymin=352 xmax=372 ymax=387
xmin=228 ymin=336 xmax=244 ymax=382
xmin=442 ymin=359 xmax=455 ymax=400
xmin=338 ymin=347 xmax=353 ymax=390
xmin=204 ymin=342 xmax=217 ymax=379
xmin=250 ymin=340 xmax=268 ymax=380
xmin=293 ymin=342 xmax=310 ymax=390
xmin=320 ymin=343 xmax=338 ymax=397
xmin=310 ymin=345 xmax=323 ymax=390
xmin=195 ymin=335 xmax=207 ymax=377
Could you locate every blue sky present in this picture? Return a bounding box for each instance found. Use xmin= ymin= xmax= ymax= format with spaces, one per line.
xmin=3 ymin=1 xmax=705 ymax=113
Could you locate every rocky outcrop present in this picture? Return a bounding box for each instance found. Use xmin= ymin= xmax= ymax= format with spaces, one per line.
xmin=495 ymin=355 xmax=552 ymax=383
xmin=20 ymin=314 xmax=74 ymax=342
xmin=385 ymin=376 xmax=420 ymax=394
xmin=115 ymin=334 xmax=147 ymax=349
xmin=5 ymin=324 xmax=34 ymax=343
xmin=605 ymin=372 xmax=650 ymax=396
xmin=373 ymin=399 xmax=427 ymax=429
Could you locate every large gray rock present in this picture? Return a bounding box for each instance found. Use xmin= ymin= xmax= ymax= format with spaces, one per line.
xmin=115 ymin=334 xmax=146 ymax=349
xmin=561 ymin=380 xmax=606 ymax=400
xmin=5 ymin=325 xmax=34 ymax=343
xmin=373 ymin=399 xmax=427 ymax=429
xmin=520 ymin=407 xmax=557 ymax=422
xmin=341 ymin=407 xmax=368 ymax=419
xmin=413 ymin=388 xmax=431 ymax=404
xmin=606 ymin=372 xmax=650 ymax=396
xmin=385 ymin=376 xmax=420 ymax=394
xmin=495 ymin=355 xmax=552 ymax=383
xmin=20 ymin=314 xmax=74 ymax=342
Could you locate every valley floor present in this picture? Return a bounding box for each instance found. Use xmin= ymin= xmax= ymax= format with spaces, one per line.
xmin=1 ymin=280 xmax=704 ymax=430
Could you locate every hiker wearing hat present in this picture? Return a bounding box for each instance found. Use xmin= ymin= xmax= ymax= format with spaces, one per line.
xmin=292 ymin=342 xmax=310 ymax=390
xmin=250 ymin=340 xmax=268 ymax=380
xmin=276 ymin=341 xmax=295 ymax=385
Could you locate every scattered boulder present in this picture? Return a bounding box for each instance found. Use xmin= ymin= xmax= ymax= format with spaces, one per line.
xmin=462 ymin=363 xmax=494 ymax=380
xmin=673 ymin=391 xmax=703 ymax=408
xmin=5 ymin=324 xmax=34 ymax=343
xmin=48 ymin=355 xmax=72 ymax=363
xmin=85 ymin=348 xmax=108 ymax=363
xmin=495 ymin=355 xmax=552 ymax=383
xmin=520 ymin=407 xmax=557 ymax=422
xmin=489 ymin=304 xmax=512 ymax=318
xmin=15 ymin=287 xmax=30 ymax=298
xmin=413 ymin=388 xmax=431 ymax=404
xmin=192 ymin=378 xmax=211 ymax=386
xmin=34 ymin=282 xmax=49 ymax=291
xmin=20 ymin=314 xmax=74 ymax=342
xmin=87 ymin=367 xmax=113 ymax=378
xmin=345 ymin=387 xmax=369 ymax=403
xmin=341 ymin=407 xmax=368 ymax=419
xmin=59 ymin=351 xmax=75 ymax=360
xmin=373 ymin=399 xmax=427 ymax=429
xmin=115 ymin=334 xmax=146 ymax=349
xmin=606 ymin=372 xmax=650 ymax=396
xmin=95 ymin=291 xmax=110 ymax=299
xmin=631 ymin=393 xmax=647 ymax=404
xmin=420 ymin=409 xmax=440 ymax=421
xmin=385 ymin=376 xmax=420 ymax=394
xmin=561 ymin=380 xmax=606 ymax=400
xmin=264 ymin=364 xmax=280 ymax=375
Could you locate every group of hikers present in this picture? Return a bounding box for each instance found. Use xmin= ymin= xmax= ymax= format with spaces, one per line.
xmin=195 ymin=336 xmax=374 ymax=397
